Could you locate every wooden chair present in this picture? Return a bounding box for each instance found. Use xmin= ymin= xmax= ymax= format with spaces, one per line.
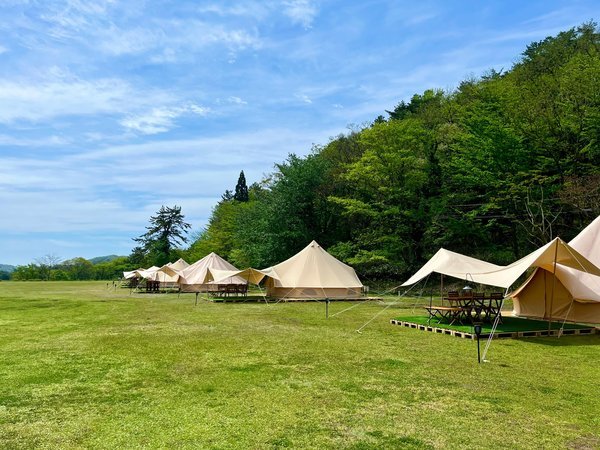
xmin=487 ymin=292 xmax=504 ymax=323
xmin=471 ymin=292 xmax=485 ymax=321
xmin=237 ymin=283 xmax=248 ymax=297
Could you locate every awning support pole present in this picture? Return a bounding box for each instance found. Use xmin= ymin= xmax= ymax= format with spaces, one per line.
xmin=548 ymin=241 xmax=559 ymax=334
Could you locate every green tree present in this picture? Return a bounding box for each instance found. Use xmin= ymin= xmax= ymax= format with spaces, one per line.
xmin=234 ymin=170 xmax=249 ymax=202
xmin=35 ymin=254 xmax=62 ymax=281
xmin=11 ymin=264 xmax=42 ymax=280
xmin=62 ymin=257 xmax=95 ymax=280
xmin=134 ymin=205 xmax=191 ymax=266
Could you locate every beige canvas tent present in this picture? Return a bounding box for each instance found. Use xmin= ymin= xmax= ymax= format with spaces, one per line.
xmin=169 ymin=258 xmax=189 ymax=272
xmin=151 ymin=258 xmax=190 ymax=284
xmin=212 ymin=241 xmax=364 ymax=299
xmin=123 ymin=268 xmax=145 ymax=279
xmin=136 ymin=266 xmax=160 ymax=279
xmin=510 ymin=216 xmax=600 ymax=323
xmin=401 ymin=229 xmax=600 ymax=323
xmin=178 ymin=253 xmax=247 ymax=293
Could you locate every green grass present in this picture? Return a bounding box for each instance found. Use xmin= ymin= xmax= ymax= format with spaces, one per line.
xmin=0 ymin=281 xmax=599 ymax=449
xmin=399 ymin=315 xmax=594 ymax=334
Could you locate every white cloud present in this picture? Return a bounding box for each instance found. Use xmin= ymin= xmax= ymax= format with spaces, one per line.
xmin=283 ymin=0 xmax=318 ymax=28
xmin=0 ymin=73 xmax=172 ymax=124
xmin=196 ymin=3 xmax=271 ymax=20
xmin=96 ymin=25 xmax=159 ymax=56
xmin=296 ymin=93 xmax=312 ymax=104
xmin=120 ymin=103 xmax=211 ymax=135
xmin=228 ymin=96 xmax=247 ymax=105
xmin=0 ymin=126 xmax=339 ymax=244
xmin=0 ymin=134 xmax=70 ymax=147
xmin=88 ymin=20 xmax=262 ymax=59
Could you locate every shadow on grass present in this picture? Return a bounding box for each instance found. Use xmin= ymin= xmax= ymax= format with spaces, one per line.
xmin=517 ymin=334 xmax=600 ymax=347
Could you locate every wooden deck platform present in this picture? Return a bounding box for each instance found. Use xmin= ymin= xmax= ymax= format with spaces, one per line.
xmin=390 ymin=319 xmax=598 ymax=339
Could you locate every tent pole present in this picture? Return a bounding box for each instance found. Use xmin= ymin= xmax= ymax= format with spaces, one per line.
xmin=440 ymin=274 xmax=444 ymax=306
xmin=548 ymin=241 xmax=559 ymax=334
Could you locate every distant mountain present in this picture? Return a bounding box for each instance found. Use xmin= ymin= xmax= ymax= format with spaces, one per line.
xmin=0 ymin=264 xmax=15 ymax=273
xmin=89 ymin=255 xmax=125 ymax=264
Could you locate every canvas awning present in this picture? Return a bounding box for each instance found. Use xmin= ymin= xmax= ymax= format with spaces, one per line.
xmin=137 ymin=266 xmax=160 ymax=279
xmin=209 ymin=267 xmax=269 ymax=285
xmin=466 ymin=237 xmax=600 ymax=289
xmin=402 ymin=236 xmax=600 ymax=291
xmin=401 ymin=248 xmax=504 ymax=287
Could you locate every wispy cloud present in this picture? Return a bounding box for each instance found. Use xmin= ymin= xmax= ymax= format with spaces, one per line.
xmin=0 ymin=134 xmax=70 ymax=147
xmin=0 ymin=67 xmax=177 ymax=124
xmin=296 ymin=93 xmax=313 ymax=104
xmin=95 ymin=20 xmax=262 ymax=58
xmin=228 ymin=96 xmax=247 ymax=105
xmin=0 ymin=76 xmax=131 ymax=123
xmin=120 ymin=103 xmax=211 ymax=135
xmin=283 ymin=0 xmax=318 ymax=28
xmin=195 ymin=3 xmax=271 ymax=20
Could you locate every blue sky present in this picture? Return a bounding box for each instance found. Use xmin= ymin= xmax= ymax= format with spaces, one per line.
xmin=0 ymin=0 xmax=597 ymax=266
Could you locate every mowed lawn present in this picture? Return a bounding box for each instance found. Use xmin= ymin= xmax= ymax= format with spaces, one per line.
xmin=0 ymin=282 xmax=598 ymax=449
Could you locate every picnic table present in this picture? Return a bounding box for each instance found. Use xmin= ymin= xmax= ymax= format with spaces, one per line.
xmin=211 ymin=283 xmax=249 ymax=298
xmin=426 ymin=291 xmax=504 ymax=325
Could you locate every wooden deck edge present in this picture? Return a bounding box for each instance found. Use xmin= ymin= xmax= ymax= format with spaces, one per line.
xmin=389 ymin=319 xmax=598 ymax=339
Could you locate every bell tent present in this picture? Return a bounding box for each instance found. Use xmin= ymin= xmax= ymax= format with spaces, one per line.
xmin=213 ymin=241 xmax=364 ymax=299
xmin=265 ymin=241 xmax=363 ymax=299
xmin=510 ymin=216 xmax=600 ymax=324
xmin=178 ymin=253 xmax=247 ymax=293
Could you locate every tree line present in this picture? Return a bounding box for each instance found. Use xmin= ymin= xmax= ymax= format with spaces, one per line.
xmin=186 ymin=23 xmax=600 ymax=282
xmin=8 ymin=23 xmax=600 ymax=282
xmin=10 ymin=256 xmax=131 ymax=281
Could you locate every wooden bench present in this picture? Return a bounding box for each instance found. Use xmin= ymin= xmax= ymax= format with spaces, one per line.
xmin=425 ymin=305 xmax=465 ymax=325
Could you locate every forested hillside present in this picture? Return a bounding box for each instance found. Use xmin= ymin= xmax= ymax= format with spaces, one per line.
xmin=186 ymin=23 xmax=600 ymax=280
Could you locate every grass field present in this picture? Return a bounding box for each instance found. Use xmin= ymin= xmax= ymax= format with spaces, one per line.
xmin=0 ymin=281 xmax=599 ymax=449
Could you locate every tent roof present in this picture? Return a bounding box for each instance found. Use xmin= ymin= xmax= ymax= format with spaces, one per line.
xmin=470 ymin=237 xmax=600 ymax=289
xmin=179 ymin=252 xmax=244 ymax=285
xmin=123 ymin=268 xmax=145 ymax=279
xmin=210 ymin=267 xmax=267 ymax=285
xmin=137 ymin=266 xmax=160 ymax=279
xmin=402 ymin=232 xmax=600 ymax=291
xmin=214 ymin=241 xmax=363 ymax=289
xmin=168 ymin=258 xmax=189 ymax=272
xmin=264 ymin=240 xmax=362 ymax=289
xmin=569 ymin=215 xmax=600 ymax=264
xmin=525 ymin=215 xmax=600 ymax=303
xmin=401 ymin=248 xmax=503 ymax=287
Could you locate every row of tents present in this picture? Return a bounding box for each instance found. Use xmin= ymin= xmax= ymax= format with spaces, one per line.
xmin=123 ymin=240 xmax=364 ymax=298
xmin=124 ymin=216 xmax=600 ymax=324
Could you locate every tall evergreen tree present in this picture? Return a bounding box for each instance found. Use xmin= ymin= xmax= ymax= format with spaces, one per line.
xmin=133 ymin=205 xmax=191 ymax=266
xmin=234 ymin=170 xmax=249 ymax=202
